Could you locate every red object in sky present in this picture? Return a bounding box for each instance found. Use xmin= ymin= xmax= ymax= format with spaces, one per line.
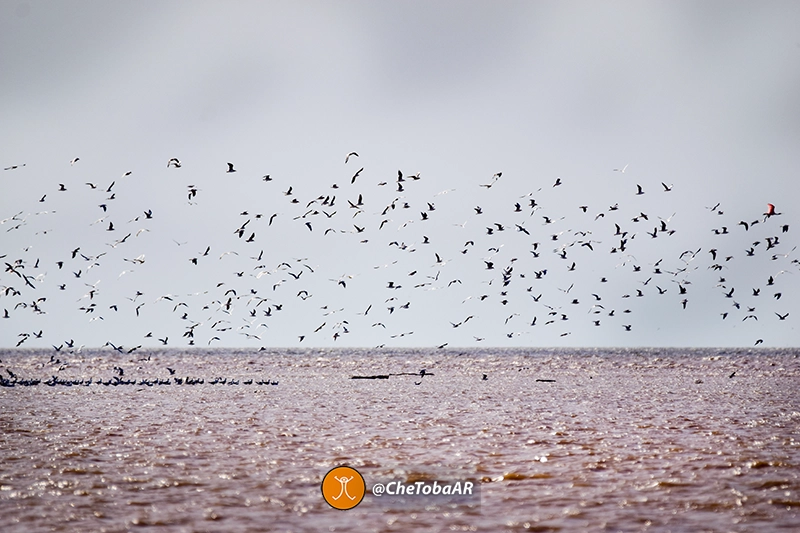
xmin=766 ymin=203 xmax=776 ymax=216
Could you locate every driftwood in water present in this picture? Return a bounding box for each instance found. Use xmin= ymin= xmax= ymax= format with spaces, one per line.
xmin=350 ymin=370 xmax=433 ymax=380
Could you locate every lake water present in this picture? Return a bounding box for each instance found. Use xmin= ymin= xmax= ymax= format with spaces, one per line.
xmin=1 ymin=347 xmax=799 ymax=532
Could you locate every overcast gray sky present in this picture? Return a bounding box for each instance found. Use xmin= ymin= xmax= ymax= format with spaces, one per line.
xmin=1 ymin=1 xmax=799 ymax=349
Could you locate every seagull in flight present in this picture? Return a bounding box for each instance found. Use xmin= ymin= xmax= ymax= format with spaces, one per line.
xmin=613 ymin=164 xmax=628 ymax=173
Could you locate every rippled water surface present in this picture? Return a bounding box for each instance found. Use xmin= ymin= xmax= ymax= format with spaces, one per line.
xmin=1 ymin=348 xmax=799 ymax=532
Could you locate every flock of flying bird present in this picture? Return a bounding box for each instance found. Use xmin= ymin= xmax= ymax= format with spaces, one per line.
xmin=1 ymin=153 xmax=796 ymax=353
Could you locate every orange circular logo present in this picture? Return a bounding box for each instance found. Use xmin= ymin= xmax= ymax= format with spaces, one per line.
xmin=321 ymin=466 xmax=365 ymax=510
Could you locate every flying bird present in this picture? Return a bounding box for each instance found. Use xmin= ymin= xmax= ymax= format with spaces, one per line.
xmin=764 ymin=203 xmax=780 ymax=218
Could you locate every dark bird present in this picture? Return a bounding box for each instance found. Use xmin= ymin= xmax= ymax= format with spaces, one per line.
xmin=724 ymin=287 xmax=734 ymax=298
xmin=227 ymin=162 xmax=236 ymax=173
